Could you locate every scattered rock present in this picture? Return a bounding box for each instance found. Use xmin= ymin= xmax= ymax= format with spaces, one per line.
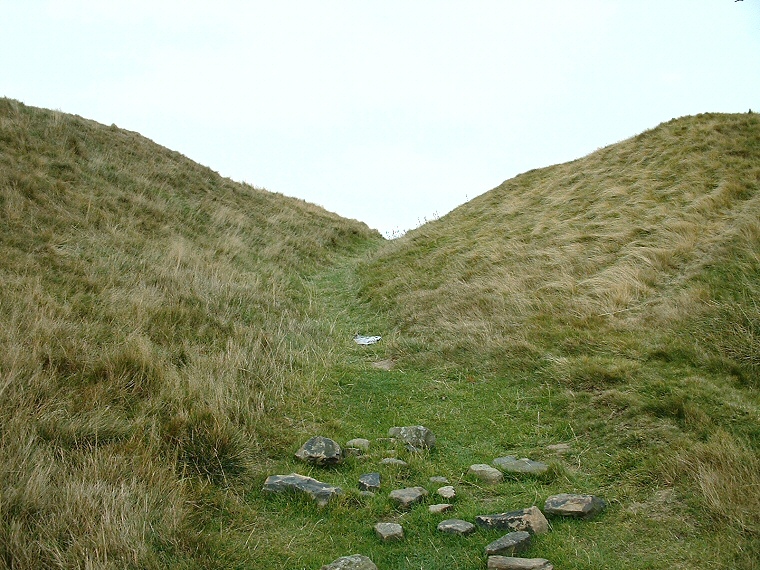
xmin=429 ymin=503 xmax=454 ymax=514
xmin=484 ymin=531 xmax=532 ymax=556
xmin=475 ymin=506 xmax=549 ymax=535
xmin=381 ymin=458 xmax=409 ymax=467
xmin=321 ymin=554 xmax=378 ymax=570
xmin=469 ymin=464 xmax=504 ymax=484
xmin=389 ymin=486 xmax=428 ymax=509
xmin=388 ymin=426 xmax=436 ymax=451
xmin=436 ymin=485 xmax=456 ymax=500
xmin=493 ymin=456 xmax=549 ymax=475
xmin=487 ymin=556 xmax=554 ymax=570
xmin=295 ymin=436 xmax=343 ymax=466
xmin=374 ymin=522 xmax=404 ymax=542
xmin=430 ymin=476 xmax=449 ymax=484
xmin=262 ymin=474 xmax=342 ymax=507
xmin=546 ymin=443 xmax=571 ymax=454
xmin=346 ymin=438 xmax=371 ymax=451
xmin=544 ymin=494 xmax=607 ymax=519
xmin=437 ymin=519 xmax=476 ymax=535
xmin=359 ymin=473 xmax=381 ymax=492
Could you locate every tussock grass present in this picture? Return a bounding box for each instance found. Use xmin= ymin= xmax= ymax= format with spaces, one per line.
xmin=356 ymin=112 xmax=760 ymax=567
xmin=0 ymin=98 xmax=380 ymax=568
xmin=3 ymin=99 xmax=758 ymax=568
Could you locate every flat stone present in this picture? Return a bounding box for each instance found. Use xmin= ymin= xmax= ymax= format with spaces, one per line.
xmin=429 ymin=503 xmax=454 ymax=514
xmin=469 ymin=464 xmax=504 ymax=484
xmin=437 ymin=519 xmax=477 ymax=535
xmin=388 ymin=425 xmax=436 ymax=451
xmin=546 ymin=443 xmax=571 ymax=454
xmin=493 ymin=456 xmax=549 ymax=475
xmin=359 ymin=473 xmax=381 ymax=492
xmin=487 ymin=556 xmax=554 ymax=570
xmin=430 ymin=476 xmax=449 ymax=484
xmin=346 ymin=438 xmax=371 ymax=451
xmin=381 ymin=458 xmax=408 ymax=467
xmin=475 ymin=506 xmax=549 ymax=535
xmin=544 ymin=494 xmax=607 ymax=519
xmin=321 ymin=554 xmax=378 ymax=570
xmin=295 ymin=436 xmax=343 ymax=466
xmin=262 ymin=473 xmax=342 ymax=507
xmin=389 ymin=486 xmax=428 ymax=509
xmin=374 ymin=522 xmax=404 ymax=542
xmin=485 ymin=531 xmax=532 ymax=556
xmin=437 ymin=485 xmax=456 ymax=500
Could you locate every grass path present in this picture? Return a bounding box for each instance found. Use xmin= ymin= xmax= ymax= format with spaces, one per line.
xmin=238 ymin=245 xmax=759 ymax=569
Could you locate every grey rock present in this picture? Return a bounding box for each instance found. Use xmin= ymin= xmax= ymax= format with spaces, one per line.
xmin=262 ymin=473 xmax=342 ymax=507
xmin=493 ymin=456 xmax=549 ymax=475
xmin=469 ymin=464 xmax=504 ymax=484
xmin=389 ymin=486 xmax=428 ymax=509
xmin=381 ymin=457 xmax=408 ymax=467
xmin=437 ymin=485 xmax=456 ymax=500
xmin=487 ymin=556 xmax=553 ymax=570
xmin=485 ymin=531 xmax=532 ymax=556
xmin=295 ymin=436 xmax=343 ymax=466
xmin=388 ymin=425 xmax=436 ymax=451
xmin=346 ymin=438 xmax=370 ymax=451
xmin=544 ymin=493 xmax=607 ymax=519
xmin=359 ymin=473 xmax=381 ymax=492
xmin=475 ymin=506 xmax=549 ymax=535
xmin=429 ymin=503 xmax=454 ymax=514
xmin=321 ymin=554 xmax=378 ymax=570
xmin=430 ymin=476 xmax=450 ymax=484
xmin=437 ymin=519 xmax=476 ymax=535
xmin=374 ymin=522 xmax=403 ymax=542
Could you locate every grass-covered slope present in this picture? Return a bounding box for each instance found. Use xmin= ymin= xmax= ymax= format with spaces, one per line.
xmin=354 ymin=112 xmax=759 ymax=567
xmin=0 ymin=98 xmax=381 ymax=568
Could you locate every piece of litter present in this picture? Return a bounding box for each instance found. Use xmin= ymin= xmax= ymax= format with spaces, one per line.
xmin=354 ymin=334 xmax=382 ymax=345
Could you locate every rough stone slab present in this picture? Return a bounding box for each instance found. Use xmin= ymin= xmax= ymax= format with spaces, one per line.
xmin=321 ymin=554 xmax=378 ymax=570
xmin=436 ymin=485 xmax=456 ymax=500
xmin=493 ymin=456 xmax=549 ymax=475
xmin=475 ymin=506 xmax=549 ymax=535
xmin=430 ymin=476 xmax=449 ymax=484
xmin=263 ymin=473 xmax=342 ymax=507
xmin=544 ymin=494 xmax=607 ymax=519
xmin=388 ymin=425 xmax=436 ymax=451
xmin=374 ymin=522 xmax=403 ymax=542
xmin=359 ymin=473 xmax=381 ymax=492
xmin=429 ymin=503 xmax=454 ymax=514
xmin=487 ymin=556 xmax=553 ymax=570
xmin=469 ymin=464 xmax=504 ymax=484
xmin=485 ymin=531 xmax=532 ymax=556
xmin=346 ymin=438 xmax=370 ymax=451
xmin=295 ymin=436 xmax=343 ymax=466
xmin=389 ymin=486 xmax=428 ymax=509
xmin=381 ymin=458 xmax=408 ymax=467
xmin=437 ymin=519 xmax=477 ymax=535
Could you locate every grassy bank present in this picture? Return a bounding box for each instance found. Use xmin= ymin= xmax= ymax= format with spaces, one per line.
xmin=1 ymin=99 xmax=758 ymax=568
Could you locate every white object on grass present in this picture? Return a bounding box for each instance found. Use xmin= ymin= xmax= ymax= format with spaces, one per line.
xmin=354 ymin=334 xmax=381 ymax=345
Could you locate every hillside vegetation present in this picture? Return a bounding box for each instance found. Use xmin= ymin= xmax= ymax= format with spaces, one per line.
xmin=0 ymin=99 xmax=758 ymax=569
xmin=0 ymin=98 xmax=381 ymax=568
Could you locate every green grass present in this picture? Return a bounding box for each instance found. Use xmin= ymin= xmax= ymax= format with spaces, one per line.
xmin=1 ymin=99 xmax=758 ymax=569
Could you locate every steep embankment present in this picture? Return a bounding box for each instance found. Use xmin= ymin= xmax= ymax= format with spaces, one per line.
xmin=360 ymin=113 xmax=759 ymax=377
xmin=354 ymin=112 xmax=759 ymax=566
xmin=0 ymin=98 xmax=381 ymax=568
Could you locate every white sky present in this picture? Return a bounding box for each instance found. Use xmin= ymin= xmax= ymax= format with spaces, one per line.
xmin=2 ymin=1 xmax=759 ymax=236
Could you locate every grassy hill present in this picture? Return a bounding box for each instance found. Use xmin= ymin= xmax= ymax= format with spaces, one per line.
xmin=0 ymin=99 xmax=758 ymax=569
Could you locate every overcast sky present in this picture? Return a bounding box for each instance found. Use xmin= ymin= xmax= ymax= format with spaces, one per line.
xmin=2 ymin=1 xmax=759 ymax=236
